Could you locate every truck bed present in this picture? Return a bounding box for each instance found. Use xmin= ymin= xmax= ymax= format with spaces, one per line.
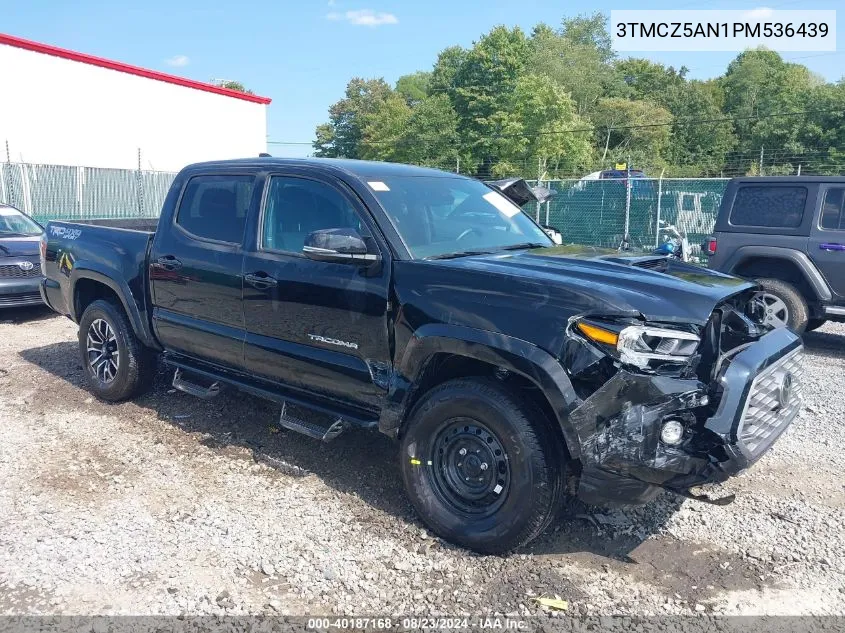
xmin=41 ymin=219 xmax=158 ymax=335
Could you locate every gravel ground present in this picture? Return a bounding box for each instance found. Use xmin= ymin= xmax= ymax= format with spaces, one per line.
xmin=0 ymin=306 xmax=843 ymax=618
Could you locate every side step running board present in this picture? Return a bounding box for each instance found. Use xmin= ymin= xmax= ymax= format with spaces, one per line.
xmin=278 ymin=400 xmax=347 ymax=442
xmin=172 ymin=368 xmax=221 ymax=399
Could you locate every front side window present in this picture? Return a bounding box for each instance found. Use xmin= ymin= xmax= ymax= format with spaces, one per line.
xmin=820 ymin=188 xmax=845 ymax=231
xmin=730 ymin=186 xmax=807 ymax=228
xmin=261 ymin=176 xmax=370 ymax=253
xmin=175 ymin=175 xmax=254 ymax=243
xmin=367 ymin=176 xmax=552 ymax=259
xmin=0 ymin=205 xmax=42 ymax=236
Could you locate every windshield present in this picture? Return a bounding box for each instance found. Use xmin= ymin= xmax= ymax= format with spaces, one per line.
xmin=0 ymin=206 xmax=42 ymax=236
xmin=367 ymin=176 xmax=552 ymax=259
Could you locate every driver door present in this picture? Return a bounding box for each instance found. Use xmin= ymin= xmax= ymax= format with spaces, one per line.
xmin=241 ymin=173 xmax=391 ymax=410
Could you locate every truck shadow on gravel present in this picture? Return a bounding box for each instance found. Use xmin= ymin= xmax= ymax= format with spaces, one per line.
xmin=1 ymin=305 xmax=56 ymax=324
xmin=25 ymin=340 xmax=697 ymax=567
xmin=802 ymin=329 xmax=845 ymax=360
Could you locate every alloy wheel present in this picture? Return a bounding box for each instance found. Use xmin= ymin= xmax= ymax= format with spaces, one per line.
xmin=86 ymin=318 xmax=120 ymax=383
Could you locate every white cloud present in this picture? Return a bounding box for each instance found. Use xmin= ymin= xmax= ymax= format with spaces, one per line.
xmin=326 ymin=8 xmax=398 ymax=26
xmin=164 ymin=55 xmax=190 ymax=67
xmin=742 ymin=7 xmax=775 ymax=19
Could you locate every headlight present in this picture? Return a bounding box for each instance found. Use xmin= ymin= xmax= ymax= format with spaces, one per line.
xmin=575 ymin=320 xmax=700 ymax=369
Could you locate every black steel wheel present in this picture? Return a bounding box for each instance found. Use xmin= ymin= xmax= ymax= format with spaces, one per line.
xmin=429 ymin=418 xmax=510 ymax=518
xmin=400 ymin=377 xmax=565 ymax=554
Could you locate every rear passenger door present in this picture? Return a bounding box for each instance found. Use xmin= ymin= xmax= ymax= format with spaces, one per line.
xmin=809 ymin=186 xmax=845 ymax=299
xmin=150 ymin=173 xmax=257 ymax=369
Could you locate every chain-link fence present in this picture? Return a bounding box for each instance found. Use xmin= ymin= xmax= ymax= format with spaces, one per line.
xmin=0 ymin=161 xmax=730 ymax=254
xmin=0 ymin=162 xmax=176 ymax=223
xmin=527 ymin=177 xmax=728 ymax=255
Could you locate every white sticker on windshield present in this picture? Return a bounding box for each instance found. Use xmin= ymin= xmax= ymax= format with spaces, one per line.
xmin=0 ymin=207 xmax=20 ymax=216
xmin=368 ymin=181 xmax=390 ymax=192
xmin=483 ymin=191 xmax=521 ymax=218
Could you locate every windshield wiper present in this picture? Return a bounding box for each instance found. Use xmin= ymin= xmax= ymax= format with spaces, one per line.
xmin=498 ymin=242 xmax=549 ymax=251
xmin=425 ymin=250 xmax=494 ymax=260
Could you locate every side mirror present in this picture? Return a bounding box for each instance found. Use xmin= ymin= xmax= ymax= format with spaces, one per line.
xmin=302 ymin=228 xmax=380 ymax=265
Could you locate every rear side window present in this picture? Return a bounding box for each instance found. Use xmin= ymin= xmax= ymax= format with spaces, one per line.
xmin=176 ymin=175 xmax=254 ymax=243
xmin=820 ymin=188 xmax=845 ymax=231
xmin=730 ymin=186 xmax=807 ymax=228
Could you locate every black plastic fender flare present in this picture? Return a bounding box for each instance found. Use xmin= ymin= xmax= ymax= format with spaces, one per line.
xmin=69 ymin=265 xmax=161 ymax=350
xmin=380 ymin=323 xmax=583 ymax=458
xmin=725 ymin=246 xmax=831 ymax=302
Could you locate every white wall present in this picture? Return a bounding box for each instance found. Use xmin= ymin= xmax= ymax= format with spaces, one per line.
xmin=0 ymin=44 xmax=267 ymax=171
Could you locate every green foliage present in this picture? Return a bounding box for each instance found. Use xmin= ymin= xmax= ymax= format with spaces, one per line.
xmin=215 ymin=80 xmax=254 ymax=95
xmin=313 ymin=15 xmax=844 ymax=177
xmin=396 ymin=72 xmax=431 ymax=105
xmin=312 ymin=78 xmax=393 ymax=158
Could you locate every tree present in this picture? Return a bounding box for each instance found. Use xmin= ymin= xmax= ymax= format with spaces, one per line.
xmin=493 ymin=74 xmax=591 ymax=178
xmin=528 ymin=16 xmax=625 ymax=116
xmin=429 ymin=46 xmax=468 ymax=95
xmin=312 ymin=78 xmax=394 ymax=158
xmin=665 ymin=80 xmax=736 ymax=176
xmin=360 ymin=93 xmax=413 ymax=162
xmin=614 ymin=58 xmax=687 ymax=106
xmin=215 ymin=80 xmax=254 ymax=95
xmin=450 ymin=26 xmax=531 ymax=171
xmin=396 ymin=72 xmax=431 ymax=105
xmin=720 ymin=49 xmax=817 ymax=155
xmin=399 ymin=94 xmax=461 ymax=169
xmin=590 ymin=98 xmax=672 ymax=170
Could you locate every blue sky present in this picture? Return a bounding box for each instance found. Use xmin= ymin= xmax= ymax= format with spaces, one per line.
xmin=3 ymin=0 xmax=842 ymax=158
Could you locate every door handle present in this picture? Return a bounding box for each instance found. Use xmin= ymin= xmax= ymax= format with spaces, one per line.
xmin=820 ymin=243 xmax=845 ymax=252
xmin=154 ymin=255 xmax=182 ymax=270
xmin=245 ymin=272 xmax=278 ymax=290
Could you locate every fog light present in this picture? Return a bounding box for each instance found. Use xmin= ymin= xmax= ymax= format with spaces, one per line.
xmin=660 ymin=419 xmax=685 ymax=445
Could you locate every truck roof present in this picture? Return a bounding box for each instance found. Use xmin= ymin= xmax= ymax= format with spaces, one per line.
xmin=729 ymin=176 xmax=845 ymax=183
xmin=182 ymin=157 xmax=469 ymax=181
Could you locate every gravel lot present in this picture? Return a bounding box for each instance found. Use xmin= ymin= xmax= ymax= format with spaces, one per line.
xmin=1 ymin=307 xmax=843 ymax=618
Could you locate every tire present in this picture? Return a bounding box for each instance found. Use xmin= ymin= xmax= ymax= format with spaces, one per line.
xmin=78 ymin=299 xmax=156 ymax=402
xmin=806 ymin=318 xmax=826 ymax=332
xmin=753 ymin=278 xmax=809 ymax=334
xmin=399 ymin=377 xmax=565 ymax=554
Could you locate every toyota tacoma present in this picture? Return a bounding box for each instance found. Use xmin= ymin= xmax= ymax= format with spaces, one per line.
xmin=40 ymin=158 xmax=804 ymax=553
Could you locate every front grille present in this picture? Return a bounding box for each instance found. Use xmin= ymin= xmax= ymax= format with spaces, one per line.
xmin=0 ymin=292 xmax=42 ymax=306
xmin=0 ymin=263 xmax=42 ymax=279
xmin=737 ymin=348 xmax=803 ymax=457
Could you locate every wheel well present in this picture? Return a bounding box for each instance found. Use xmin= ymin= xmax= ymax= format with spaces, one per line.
xmin=405 ymin=353 xmax=570 ymax=459
xmin=74 ymin=278 xmax=122 ymax=321
xmin=733 ymin=257 xmax=817 ymax=304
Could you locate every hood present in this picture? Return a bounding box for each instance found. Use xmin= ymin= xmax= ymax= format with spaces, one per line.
xmin=0 ymin=235 xmax=41 ymax=258
xmin=432 ymin=246 xmax=754 ymax=326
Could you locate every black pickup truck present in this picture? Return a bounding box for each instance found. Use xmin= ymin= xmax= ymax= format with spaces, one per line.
xmin=41 ymin=158 xmax=804 ymax=553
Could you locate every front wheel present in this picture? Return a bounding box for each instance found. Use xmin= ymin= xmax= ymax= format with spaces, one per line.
xmin=399 ymin=378 xmax=565 ymax=554
xmin=78 ymin=299 xmax=156 ymax=402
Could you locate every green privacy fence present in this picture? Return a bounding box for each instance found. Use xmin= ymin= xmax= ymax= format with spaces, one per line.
xmin=0 ymin=162 xmax=729 ymax=255
xmin=0 ymin=162 xmax=176 ymax=223
xmin=527 ymin=178 xmax=728 ymax=255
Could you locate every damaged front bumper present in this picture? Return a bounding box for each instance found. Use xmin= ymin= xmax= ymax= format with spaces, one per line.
xmin=570 ymin=327 xmax=804 ymax=506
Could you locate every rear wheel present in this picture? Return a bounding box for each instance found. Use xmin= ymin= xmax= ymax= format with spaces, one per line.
xmin=752 ymin=278 xmax=809 ymax=334
xmin=78 ymin=299 xmax=156 ymax=402
xmin=399 ymin=377 xmax=565 ymax=554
